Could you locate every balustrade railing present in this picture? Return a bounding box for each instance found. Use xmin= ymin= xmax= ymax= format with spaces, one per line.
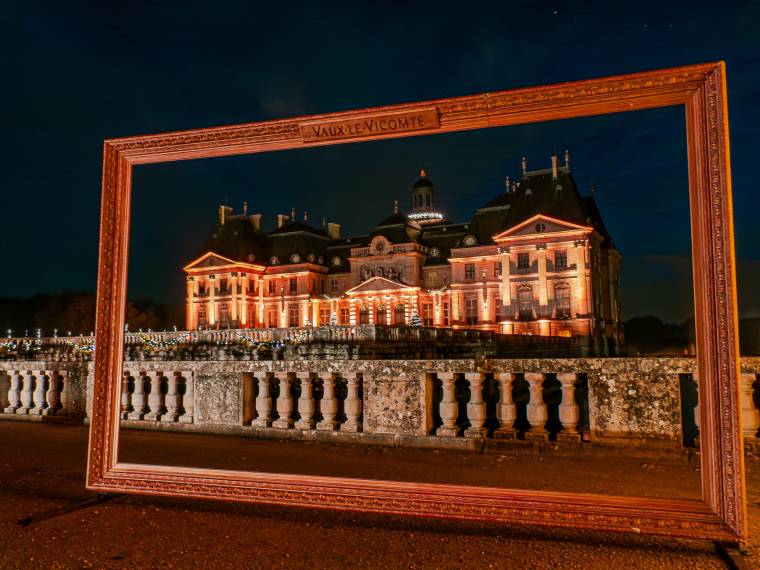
xmin=120 ymin=369 xmax=194 ymax=423
xmin=1 ymin=369 xmax=72 ymax=417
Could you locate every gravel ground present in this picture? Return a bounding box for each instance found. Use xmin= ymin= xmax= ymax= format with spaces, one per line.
xmin=1 ymin=422 xmax=758 ymax=569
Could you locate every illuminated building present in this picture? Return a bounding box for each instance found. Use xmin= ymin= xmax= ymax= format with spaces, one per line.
xmin=183 ymin=151 xmax=623 ymax=352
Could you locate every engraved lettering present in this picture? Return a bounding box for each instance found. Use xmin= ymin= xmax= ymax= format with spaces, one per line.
xmin=300 ymin=109 xmax=439 ymax=142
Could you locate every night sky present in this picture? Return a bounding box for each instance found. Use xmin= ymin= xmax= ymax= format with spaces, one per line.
xmin=3 ymin=1 xmax=759 ymax=324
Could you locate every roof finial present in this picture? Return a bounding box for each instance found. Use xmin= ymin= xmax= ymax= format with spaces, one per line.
xmin=564 ymin=148 xmax=570 ymax=169
xmin=393 ymin=200 xmax=399 ymax=214
xmin=303 ymin=210 xmax=308 ymax=222
xmin=419 ymin=168 xmax=426 ymax=178
xmin=243 ymin=201 xmax=248 ymax=216
xmin=589 ymin=182 xmax=596 ymax=196
xmin=505 ymin=176 xmax=511 ymax=194
xmin=551 ymin=152 xmax=558 ymax=180
xmin=521 ymin=156 xmax=527 ymax=176
xmin=322 ymin=217 xmax=326 ymax=228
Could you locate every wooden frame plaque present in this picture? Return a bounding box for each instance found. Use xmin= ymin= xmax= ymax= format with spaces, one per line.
xmin=88 ymin=62 xmax=746 ymax=541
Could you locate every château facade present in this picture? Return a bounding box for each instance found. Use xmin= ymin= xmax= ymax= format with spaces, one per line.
xmin=183 ymin=152 xmax=623 ymax=352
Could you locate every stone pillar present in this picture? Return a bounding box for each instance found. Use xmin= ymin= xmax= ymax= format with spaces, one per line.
xmin=317 ymin=372 xmax=338 ymax=431
xmin=500 ymin=248 xmax=511 ymax=307
xmin=163 ymin=372 xmax=180 ymax=422
xmin=17 ymin=371 xmax=34 ymax=414
xmin=524 ymin=372 xmax=548 ymax=441
xmin=31 ymin=371 xmax=48 ymax=415
xmin=741 ymin=373 xmax=759 ymax=439
xmin=493 ymin=372 xmax=516 ymax=438
xmin=4 ymin=371 xmax=22 ymax=413
xmin=241 ymin=275 xmax=249 ymax=327
xmin=120 ymin=371 xmax=131 ymax=419
xmin=537 ymin=246 xmax=548 ymax=307
xmin=341 ymin=372 xmax=362 ymax=433
xmin=178 ymin=373 xmax=194 ymax=423
xmin=436 ymin=372 xmax=459 ymax=437
xmin=295 ymin=372 xmax=315 ymax=430
xmin=464 ymin=372 xmax=487 ymax=438
xmin=44 ymin=371 xmax=61 ymax=416
xmin=186 ymin=277 xmax=195 ymax=330
xmin=252 ymin=374 xmax=273 ymax=427
xmin=208 ymin=276 xmax=216 ymax=325
xmin=128 ymin=372 xmax=148 ymax=420
xmin=557 ymin=372 xmax=580 ymax=442
xmin=144 ymin=371 xmax=164 ymax=421
xmin=58 ymin=371 xmax=70 ymax=416
xmin=272 ymin=372 xmax=294 ymax=429
xmin=231 ymin=273 xmax=239 ymax=324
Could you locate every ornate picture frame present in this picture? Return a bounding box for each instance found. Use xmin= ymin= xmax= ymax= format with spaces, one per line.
xmin=88 ymin=62 xmax=745 ymax=540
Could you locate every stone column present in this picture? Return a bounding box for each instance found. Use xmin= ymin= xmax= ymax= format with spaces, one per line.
xmin=341 ymin=372 xmax=362 ymax=433
xmin=317 ymin=372 xmax=338 ymax=431
xmin=295 ymin=372 xmax=315 ymax=430
xmin=524 ymin=372 xmax=548 ymax=441
xmin=537 ymin=246 xmax=548 ymax=308
xmin=17 ymin=371 xmax=34 ymax=414
xmin=557 ymin=372 xmax=580 ymax=442
xmin=163 ymin=372 xmax=180 ymax=422
xmin=44 ymin=371 xmax=61 ymax=416
xmin=493 ymin=372 xmax=516 ymax=438
xmin=128 ymin=372 xmax=148 ymax=420
xmin=120 ymin=371 xmax=131 ymax=419
xmin=31 ymin=371 xmax=48 ymax=415
xmin=436 ymin=372 xmax=459 ymax=437
xmin=500 ymin=248 xmax=511 ymax=307
xmin=208 ymin=276 xmax=216 ymax=325
xmin=464 ymin=372 xmax=487 ymax=438
xmin=741 ymin=373 xmax=759 ymax=439
xmin=252 ymin=373 xmax=273 ymax=427
xmin=178 ymin=373 xmax=194 ymax=423
xmin=4 ymin=371 xmax=21 ymax=413
xmin=144 ymin=371 xmax=164 ymax=421
xmin=272 ymin=372 xmax=294 ymax=429
xmin=186 ymin=277 xmax=195 ymax=330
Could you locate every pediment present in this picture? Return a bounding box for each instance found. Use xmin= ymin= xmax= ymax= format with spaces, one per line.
xmin=346 ymin=276 xmax=417 ymax=295
xmin=183 ymin=252 xmax=238 ymax=271
xmin=493 ymin=214 xmax=591 ymax=242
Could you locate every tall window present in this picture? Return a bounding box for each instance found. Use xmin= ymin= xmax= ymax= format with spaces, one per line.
xmin=493 ymin=261 xmax=502 ymax=277
xmin=267 ymin=310 xmax=277 ymax=328
xmin=319 ymin=307 xmax=330 ymax=326
xmin=518 ymin=287 xmax=533 ymax=320
xmin=464 ymin=263 xmax=475 ymax=280
xmin=218 ymin=278 xmax=228 ymax=293
xmin=464 ymin=298 xmax=478 ymax=325
xmin=359 ymin=306 xmax=370 ymax=325
xmin=268 ymin=281 xmax=276 ymax=295
xmin=197 ymin=305 xmax=206 ymax=327
xmin=428 ymin=273 xmax=439 ymax=287
xmin=289 ymin=278 xmax=298 ymax=294
xmin=422 ymin=303 xmax=433 ymax=326
xmin=340 ymin=306 xmax=349 ymax=325
xmin=376 ymin=305 xmax=387 ymax=325
xmin=288 ymin=303 xmax=299 ymax=327
xmin=330 ymin=279 xmax=338 ymax=294
xmin=517 ymin=253 xmax=530 ymax=271
xmin=443 ymin=302 xmax=450 ymax=326
xmin=555 ymin=250 xmax=568 ymax=270
xmin=219 ymin=303 xmax=229 ymax=326
xmin=394 ymin=304 xmax=406 ymax=325
xmin=556 ymin=285 xmax=572 ymax=319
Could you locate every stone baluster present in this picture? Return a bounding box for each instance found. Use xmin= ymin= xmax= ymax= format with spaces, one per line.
xmin=295 ymin=372 xmax=315 ymax=430
xmin=252 ymin=373 xmax=273 ymax=427
xmin=557 ymin=372 xmax=580 ymax=442
xmin=494 ymin=372 xmax=516 ymax=438
xmin=58 ymin=371 xmax=70 ymax=416
xmin=317 ymin=372 xmax=338 ymax=431
xmin=162 ymin=371 xmax=180 ymax=422
xmin=436 ymin=372 xmax=459 ymax=437
xmin=31 ymin=370 xmax=48 ymax=415
xmin=44 ymin=371 xmax=61 ymax=416
xmin=741 ymin=373 xmax=759 ymax=439
xmin=144 ymin=371 xmax=164 ymax=421
xmin=120 ymin=371 xmax=131 ymax=419
xmin=341 ymin=372 xmax=362 ymax=432
xmin=464 ymin=372 xmax=487 ymax=439
xmin=17 ymin=371 xmax=34 ymax=414
xmin=4 ymin=371 xmax=22 ymax=413
xmin=178 ymin=373 xmax=194 ymax=423
xmin=272 ymin=372 xmax=294 ymax=429
xmin=128 ymin=372 xmax=148 ymax=420
xmin=524 ymin=372 xmax=548 ymax=441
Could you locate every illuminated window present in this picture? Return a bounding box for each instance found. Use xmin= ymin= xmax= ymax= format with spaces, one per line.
xmin=493 ymin=261 xmax=502 ymax=277
xmin=267 ymin=310 xmax=277 ymax=328
xmin=556 ymin=285 xmax=571 ymax=319
xmin=268 ymin=281 xmax=275 ymax=295
xmin=330 ymin=279 xmax=338 ymax=294
xmin=464 ymin=298 xmax=478 ymax=325
xmin=422 ymin=303 xmax=433 ymax=326
xmin=428 ymin=273 xmax=439 ymax=287
xmin=464 ymin=263 xmax=475 ymax=280
xmin=289 ymin=278 xmax=297 ymax=294
xmin=394 ymin=304 xmax=406 ymax=325
xmin=359 ymin=306 xmax=370 ymax=325
xmin=319 ymin=307 xmax=330 ymax=326
xmin=376 ymin=305 xmax=387 ymax=324
xmin=518 ymin=287 xmax=533 ymax=320
xmin=518 ymin=253 xmax=530 ymax=270
xmin=443 ymin=302 xmax=450 ymax=326
xmin=288 ymin=304 xmax=299 ymax=327
xmin=340 ymin=307 xmax=349 ymax=325
xmin=555 ymin=250 xmax=568 ymax=270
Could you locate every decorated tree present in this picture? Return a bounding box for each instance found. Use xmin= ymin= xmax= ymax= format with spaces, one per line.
xmin=329 ymin=311 xmax=339 ymax=326
xmin=409 ymin=310 xmax=422 ymax=327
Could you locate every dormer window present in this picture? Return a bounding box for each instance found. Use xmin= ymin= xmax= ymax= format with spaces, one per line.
xmin=269 ymin=256 xmax=279 ymax=265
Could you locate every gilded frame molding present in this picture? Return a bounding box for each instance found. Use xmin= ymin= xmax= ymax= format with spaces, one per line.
xmin=88 ymin=62 xmax=745 ymax=540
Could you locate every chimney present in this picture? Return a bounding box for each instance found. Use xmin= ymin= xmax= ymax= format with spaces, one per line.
xmin=551 ymin=153 xmax=558 ymax=179
xmin=521 ymin=156 xmax=527 ymax=176
xmin=327 ymin=222 xmax=341 ymax=239
xmin=276 ymin=214 xmax=289 ymax=228
xmin=564 ymin=148 xmax=570 ymax=169
xmin=249 ymin=213 xmax=262 ymax=232
xmin=243 ymin=201 xmax=248 ymax=216
xmin=218 ymin=204 xmax=233 ymax=225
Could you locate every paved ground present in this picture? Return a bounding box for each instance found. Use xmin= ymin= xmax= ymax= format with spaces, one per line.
xmin=1 ymin=422 xmax=759 ymax=569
